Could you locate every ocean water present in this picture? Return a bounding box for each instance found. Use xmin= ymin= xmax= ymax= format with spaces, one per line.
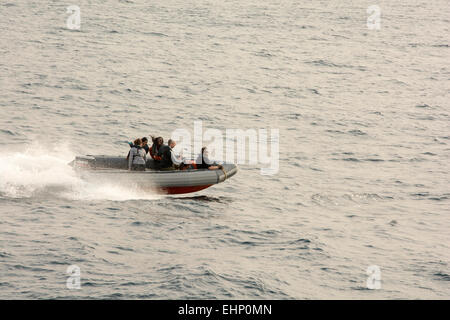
xmin=0 ymin=0 xmax=449 ymax=299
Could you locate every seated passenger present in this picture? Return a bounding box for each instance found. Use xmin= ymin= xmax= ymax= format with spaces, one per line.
xmin=128 ymin=138 xmax=147 ymax=171
xmin=129 ymin=137 xmax=149 ymax=154
xmin=141 ymin=137 xmax=149 ymax=154
xmin=196 ymin=147 xmax=222 ymax=170
xmin=150 ymin=136 xmax=164 ymax=160
xmin=157 ymin=139 xmax=182 ymax=170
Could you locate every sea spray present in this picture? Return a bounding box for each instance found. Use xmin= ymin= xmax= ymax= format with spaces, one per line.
xmin=0 ymin=144 xmax=159 ymax=201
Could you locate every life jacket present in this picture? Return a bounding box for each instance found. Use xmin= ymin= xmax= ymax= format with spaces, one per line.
xmin=150 ymin=143 xmax=162 ymax=160
xmin=196 ymin=152 xmax=209 ymax=169
xmin=127 ymin=145 xmax=144 ymax=162
xmin=157 ymin=144 xmax=173 ymax=168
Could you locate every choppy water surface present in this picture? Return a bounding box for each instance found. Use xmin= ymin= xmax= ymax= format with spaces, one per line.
xmin=0 ymin=0 xmax=449 ymax=299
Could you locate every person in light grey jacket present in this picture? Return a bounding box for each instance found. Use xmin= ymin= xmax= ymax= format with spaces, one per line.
xmin=128 ymin=138 xmax=147 ymax=171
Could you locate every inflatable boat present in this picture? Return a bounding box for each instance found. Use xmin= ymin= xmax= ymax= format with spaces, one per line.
xmin=70 ymin=155 xmax=238 ymax=195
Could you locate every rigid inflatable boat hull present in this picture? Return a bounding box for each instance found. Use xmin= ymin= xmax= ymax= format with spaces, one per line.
xmin=70 ymin=155 xmax=237 ymax=195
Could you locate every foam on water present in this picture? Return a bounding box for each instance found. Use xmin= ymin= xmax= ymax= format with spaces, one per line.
xmin=0 ymin=143 xmax=159 ymax=201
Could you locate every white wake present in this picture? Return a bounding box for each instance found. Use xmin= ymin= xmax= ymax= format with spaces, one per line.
xmin=0 ymin=144 xmax=159 ymax=201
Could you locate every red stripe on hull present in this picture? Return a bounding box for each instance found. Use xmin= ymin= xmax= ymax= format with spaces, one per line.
xmin=159 ymin=185 xmax=213 ymax=195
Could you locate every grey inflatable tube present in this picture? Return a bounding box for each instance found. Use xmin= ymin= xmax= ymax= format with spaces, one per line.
xmin=70 ymin=155 xmax=238 ymax=194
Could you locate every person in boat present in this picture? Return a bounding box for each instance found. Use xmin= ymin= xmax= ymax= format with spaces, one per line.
xmin=129 ymin=137 xmax=149 ymax=154
xmin=157 ymin=139 xmax=182 ymax=170
xmin=196 ymin=147 xmax=222 ymax=170
xmin=141 ymin=137 xmax=149 ymax=154
xmin=128 ymin=138 xmax=147 ymax=171
xmin=149 ymin=136 xmax=164 ymax=161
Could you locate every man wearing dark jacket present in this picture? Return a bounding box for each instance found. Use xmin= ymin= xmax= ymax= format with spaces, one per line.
xmin=157 ymin=139 xmax=181 ymax=170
